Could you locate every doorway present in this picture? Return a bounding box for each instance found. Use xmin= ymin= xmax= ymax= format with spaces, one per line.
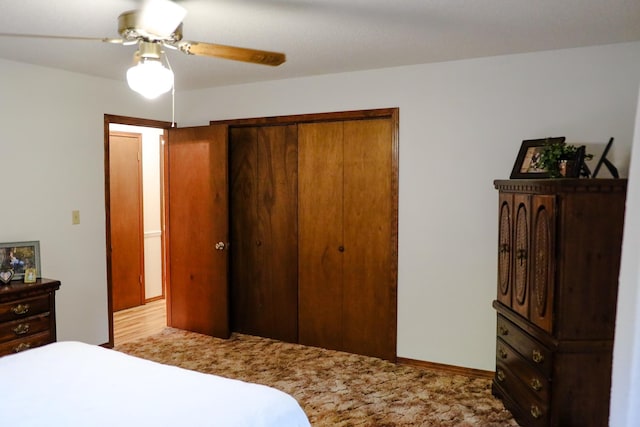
xmin=104 ymin=115 xmax=172 ymax=347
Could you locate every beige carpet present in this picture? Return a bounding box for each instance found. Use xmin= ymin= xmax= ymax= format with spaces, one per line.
xmin=114 ymin=328 xmax=518 ymax=426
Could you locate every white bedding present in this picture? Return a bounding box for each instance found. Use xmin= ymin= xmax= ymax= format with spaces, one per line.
xmin=0 ymin=341 xmax=310 ymax=427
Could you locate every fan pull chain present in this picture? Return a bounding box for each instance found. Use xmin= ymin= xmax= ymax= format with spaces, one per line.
xmin=164 ymin=51 xmax=176 ymax=127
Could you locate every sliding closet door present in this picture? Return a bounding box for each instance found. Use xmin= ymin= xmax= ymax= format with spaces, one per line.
xmin=342 ymin=118 xmax=396 ymax=361
xmin=166 ymin=125 xmax=230 ymax=338
xmin=230 ymin=125 xmax=298 ymax=342
xmin=298 ymin=121 xmax=345 ymax=350
xmin=298 ymin=117 xmax=397 ymax=361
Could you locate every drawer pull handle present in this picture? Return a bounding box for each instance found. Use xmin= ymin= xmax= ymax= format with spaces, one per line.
xmin=13 ymin=343 xmax=31 ymax=353
xmin=496 ymin=369 xmax=506 ymax=382
xmin=498 ymin=347 xmax=508 ymax=359
xmin=530 ymin=378 xmax=542 ymax=391
xmin=530 ymin=405 xmax=542 ymax=419
xmin=12 ymin=323 xmax=30 ymax=335
xmin=11 ymin=304 xmax=30 ymax=315
xmin=532 ymin=349 xmax=544 ymax=364
xmin=498 ymin=325 xmax=509 ymax=336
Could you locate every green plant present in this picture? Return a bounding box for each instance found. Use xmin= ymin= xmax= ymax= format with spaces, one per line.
xmin=538 ymin=141 xmax=592 ymax=178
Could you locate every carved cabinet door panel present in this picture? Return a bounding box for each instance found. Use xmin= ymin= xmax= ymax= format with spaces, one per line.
xmin=497 ymin=193 xmax=513 ymax=307
xmin=512 ymin=194 xmax=531 ymax=319
xmin=530 ymin=195 xmax=556 ymax=333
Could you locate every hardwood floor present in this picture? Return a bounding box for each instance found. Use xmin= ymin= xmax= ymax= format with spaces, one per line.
xmin=113 ymin=299 xmax=167 ymax=346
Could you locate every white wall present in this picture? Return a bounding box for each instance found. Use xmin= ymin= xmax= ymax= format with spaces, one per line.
xmin=180 ymin=41 xmax=640 ymax=370
xmin=0 ymin=58 xmax=171 ymax=344
xmin=610 ymin=87 xmax=640 ymax=427
xmin=1 ymin=41 xmax=639 ymax=372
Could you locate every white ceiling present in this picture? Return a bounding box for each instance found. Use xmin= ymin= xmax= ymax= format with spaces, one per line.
xmin=0 ymin=0 xmax=639 ymax=90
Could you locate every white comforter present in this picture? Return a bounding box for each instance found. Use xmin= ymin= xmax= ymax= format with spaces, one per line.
xmin=0 ymin=341 xmax=311 ymax=427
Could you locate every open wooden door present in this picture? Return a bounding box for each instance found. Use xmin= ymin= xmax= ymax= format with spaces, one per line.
xmin=165 ymin=125 xmax=230 ymax=338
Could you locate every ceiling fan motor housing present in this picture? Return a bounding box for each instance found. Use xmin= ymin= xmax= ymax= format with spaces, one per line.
xmin=118 ymin=10 xmax=183 ymax=43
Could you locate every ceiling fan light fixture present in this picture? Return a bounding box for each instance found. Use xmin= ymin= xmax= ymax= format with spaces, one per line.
xmin=127 ymin=55 xmax=174 ymax=99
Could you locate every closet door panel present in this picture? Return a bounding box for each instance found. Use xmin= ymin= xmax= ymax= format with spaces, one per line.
xmin=298 ymin=122 xmax=344 ymax=350
xmin=229 ymin=127 xmax=261 ymax=335
xmin=257 ymin=125 xmax=299 ymax=342
xmin=343 ymin=118 xmax=396 ymax=360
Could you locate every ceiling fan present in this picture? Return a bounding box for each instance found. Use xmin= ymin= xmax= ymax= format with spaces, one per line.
xmin=0 ymin=0 xmax=286 ymax=99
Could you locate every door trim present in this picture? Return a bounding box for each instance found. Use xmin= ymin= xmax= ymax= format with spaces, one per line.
xmin=103 ymin=114 xmax=173 ymax=348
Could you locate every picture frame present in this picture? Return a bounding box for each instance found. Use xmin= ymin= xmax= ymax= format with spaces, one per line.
xmin=23 ymin=268 xmax=37 ymax=284
xmin=510 ymin=137 xmax=566 ymax=179
xmin=0 ymin=241 xmax=41 ymax=282
xmin=592 ymin=137 xmax=619 ymax=179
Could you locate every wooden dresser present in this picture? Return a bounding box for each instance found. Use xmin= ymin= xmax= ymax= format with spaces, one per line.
xmin=492 ymin=179 xmax=626 ymax=427
xmin=0 ymin=278 xmax=60 ymax=356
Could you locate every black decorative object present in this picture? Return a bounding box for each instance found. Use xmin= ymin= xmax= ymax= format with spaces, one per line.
xmin=592 ymin=137 xmax=619 ymax=179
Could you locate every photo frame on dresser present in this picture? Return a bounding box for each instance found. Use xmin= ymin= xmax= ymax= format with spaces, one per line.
xmin=592 ymin=137 xmax=619 ymax=179
xmin=510 ymin=137 xmax=566 ymax=179
xmin=0 ymin=241 xmax=41 ymax=281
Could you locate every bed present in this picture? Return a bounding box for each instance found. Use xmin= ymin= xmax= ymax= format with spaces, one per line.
xmin=0 ymin=341 xmax=311 ymax=427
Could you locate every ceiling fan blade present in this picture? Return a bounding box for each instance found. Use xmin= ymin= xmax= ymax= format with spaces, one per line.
xmin=175 ymin=41 xmax=286 ymax=66
xmin=0 ymin=33 xmax=112 ymax=43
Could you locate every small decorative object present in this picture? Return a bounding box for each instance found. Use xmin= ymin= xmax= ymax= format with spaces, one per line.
xmin=592 ymin=137 xmax=619 ymax=179
xmin=0 ymin=268 xmax=14 ymax=284
xmin=510 ymin=137 xmax=566 ymax=179
xmin=0 ymin=241 xmax=41 ymax=282
xmin=538 ymin=140 xmax=592 ymax=178
xmin=23 ymin=268 xmax=37 ymax=284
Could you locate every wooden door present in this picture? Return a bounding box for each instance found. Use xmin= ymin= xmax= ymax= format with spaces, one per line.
xmin=497 ymin=193 xmax=513 ymax=307
xmin=229 ymin=127 xmax=260 ymax=335
xmin=166 ymin=125 xmax=230 ymax=338
xmin=298 ymin=121 xmax=344 ymax=351
xmin=530 ymin=195 xmax=555 ymax=333
xmin=342 ymin=118 xmax=396 ymax=361
xmin=229 ymin=125 xmax=298 ymax=342
xmin=109 ymin=131 xmax=144 ymax=311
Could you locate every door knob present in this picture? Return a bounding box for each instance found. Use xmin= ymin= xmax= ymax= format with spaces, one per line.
xmin=215 ymin=242 xmax=226 ymax=251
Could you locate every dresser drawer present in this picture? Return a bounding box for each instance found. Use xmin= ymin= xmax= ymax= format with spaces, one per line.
xmin=495 ymin=360 xmax=549 ymax=427
xmin=497 ymin=314 xmax=552 ymax=377
xmin=496 ymin=338 xmax=550 ymax=403
xmin=0 ymin=331 xmax=53 ymax=356
xmin=0 ymin=314 xmax=51 ymax=343
xmin=0 ymin=294 xmax=51 ymax=323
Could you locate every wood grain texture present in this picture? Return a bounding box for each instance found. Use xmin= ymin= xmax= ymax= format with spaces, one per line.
xmin=166 ymin=125 xmax=230 ymax=338
xmin=256 ymin=125 xmax=299 ymax=341
xmin=493 ymin=179 xmax=628 ymax=427
xmin=342 ymin=118 xmax=396 ymax=361
xmin=298 ymin=121 xmax=345 ymax=351
xmin=298 ymin=117 xmax=397 ymax=361
xmin=230 ymin=125 xmax=298 ymax=342
xmin=113 ymin=299 xmax=166 ymax=346
xmin=109 ymin=132 xmax=145 ymax=311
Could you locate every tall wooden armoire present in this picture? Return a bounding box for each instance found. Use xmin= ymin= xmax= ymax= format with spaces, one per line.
xmin=492 ymin=179 xmax=627 ymax=427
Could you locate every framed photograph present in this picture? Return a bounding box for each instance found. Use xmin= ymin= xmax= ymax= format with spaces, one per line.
xmin=510 ymin=137 xmax=566 ymax=179
xmin=23 ymin=268 xmax=37 ymax=284
xmin=0 ymin=241 xmax=41 ymax=282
